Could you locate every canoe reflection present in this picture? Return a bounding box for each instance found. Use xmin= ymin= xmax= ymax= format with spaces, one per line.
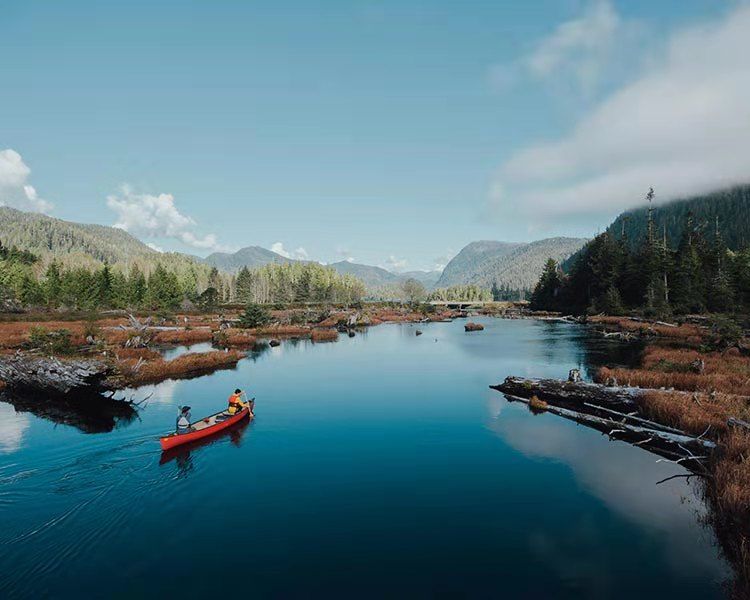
xmin=158 ymin=418 xmax=251 ymax=469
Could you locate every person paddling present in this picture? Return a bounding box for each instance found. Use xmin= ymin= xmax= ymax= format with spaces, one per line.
xmin=227 ymin=389 xmax=248 ymax=415
xmin=176 ymin=406 xmax=192 ymax=433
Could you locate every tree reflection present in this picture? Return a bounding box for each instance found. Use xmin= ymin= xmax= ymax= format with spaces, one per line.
xmin=0 ymin=391 xmax=138 ymax=435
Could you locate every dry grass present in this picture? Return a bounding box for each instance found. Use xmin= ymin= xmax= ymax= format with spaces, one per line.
xmin=601 ymin=332 xmax=750 ymax=588
xmin=151 ymin=328 xmax=213 ymax=345
xmin=121 ymin=350 xmax=244 ymax=385
xmin=528 ymin=395 xmax=548 ymax=413
xmin=590 ymin=316 xmax=705 ymax=341
xmin=311 ymin=329 xmax=338 ymax=342
xmin=219 ymin=331 xmax=258 ymax=348
xmin=256 ymin=325 xmax=311 ymax=337
xmin=113 ymin=347 xmax=162 ymax=361
xmin=598 ymin=345 xmax=750 ymax=396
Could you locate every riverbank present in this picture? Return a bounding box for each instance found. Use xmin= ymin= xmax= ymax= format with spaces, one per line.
xmin=496 ymin=314 xmax=750 ymax=598
xmin=0 ymin=303 xmax=472 ymax=393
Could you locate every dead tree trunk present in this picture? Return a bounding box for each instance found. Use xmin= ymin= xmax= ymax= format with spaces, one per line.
xmin=0 ymin=353 xmax=115 ymax=396
xmin=491 ymin=376 xmax=716 ymax=471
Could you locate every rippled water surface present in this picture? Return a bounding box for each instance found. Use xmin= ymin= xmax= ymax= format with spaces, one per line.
xmin=0 ymin=319 xmax=729 ymax=598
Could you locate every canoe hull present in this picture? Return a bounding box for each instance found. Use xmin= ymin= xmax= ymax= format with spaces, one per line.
xmin=160 ymin=407 xmax=251 ymax=451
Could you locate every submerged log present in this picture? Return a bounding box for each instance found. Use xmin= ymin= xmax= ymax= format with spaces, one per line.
xmin=492 ymin=375 xmax=717 ymax=470
xmin=0 ymin=353 xmax=115 ymax=396
xmin=493 ymin=376 xmax=641 ymax=412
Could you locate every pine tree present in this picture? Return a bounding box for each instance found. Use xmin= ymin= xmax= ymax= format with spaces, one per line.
xmin=43 ymin=261 xmax=62 ymax=308
xmin=128 ymin=265 xmax=147 ymax=307
xmin=530 ymin=258 xmax=561 ymax=311
xmin=238 ymin=303 xmax=270 ymax=328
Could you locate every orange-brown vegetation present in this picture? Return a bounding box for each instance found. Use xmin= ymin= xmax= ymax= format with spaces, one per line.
xmin=218 ymin=331 xmax=258 ymax=348
xmin=256 ymin=325 xmax=311 ymax=337
xmin=598 ymin=331 xmax=750 ymax=590
xmin=113 ymin=347 xmax=162 ymax=361
xmin=598 ymin=345 xmax=750 ymax=396
xmin=152 ymin=328 xmax=213 ymax=345
xmin=590 ymin=316 xmax=705 ymax=341
xmin=311 ymin=329 xmax=338 ymax=342
xmin=120 ymin=350 xmax=244 ymax=386
xmin=528 ymin=395 xmax=548 ymax=412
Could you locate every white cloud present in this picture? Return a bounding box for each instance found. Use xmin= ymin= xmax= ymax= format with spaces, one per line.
xmin=488 ymin=0 xmax=641 ymax=95
xmin=106 ymin=185 xmax=227 ymax=252
xmin=382 ymin=255 xmax=408 ymax=272
xmin=0 ymin=149 xmax=53 ymax=213
xmin=145 ymin=242 xmax=164 ymax=253
xmin=270 ymin=242 xmax=309 ymax=260
xmin=491 ymin=4 xmax=750 ymax=224
xmin=432 ymin=249 xmax=454 ymax=272
xmin=335 ymin=246 xmax=356 ymax=263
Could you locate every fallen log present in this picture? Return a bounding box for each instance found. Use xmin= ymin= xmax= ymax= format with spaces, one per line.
xmin=502 ymin=392 xmax=715 ymax=468
xmin=0 ymin=353 xmax=115 ymax=396
xmin=492 ymin=375 xmax=642 ymax=412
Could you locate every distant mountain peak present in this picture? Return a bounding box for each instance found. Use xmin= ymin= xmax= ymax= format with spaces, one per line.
xmin=436 ymin=237 xmax=587 ymax=291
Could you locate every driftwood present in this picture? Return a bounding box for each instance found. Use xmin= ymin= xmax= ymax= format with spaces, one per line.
xmin=503 ymin=392 xmax=714 ymax=467
xmin=492 ymin=375 xmax=716 ymax=471
xmin=0 ymin=353 xmax=115 ymax=396
xmin=493 ymin=376 xmax=642 ymax=412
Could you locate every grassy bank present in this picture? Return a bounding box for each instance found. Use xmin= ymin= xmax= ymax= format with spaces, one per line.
xmin=591 ymin=316 xmax=750 ymax=597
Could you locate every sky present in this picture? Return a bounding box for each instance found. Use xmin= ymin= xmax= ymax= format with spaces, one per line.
xmin=1 ymin=0 xmax=747 ymax=271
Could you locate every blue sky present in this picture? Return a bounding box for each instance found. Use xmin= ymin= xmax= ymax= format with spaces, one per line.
xmin=1 ymin=0 xmax=746 ymax=271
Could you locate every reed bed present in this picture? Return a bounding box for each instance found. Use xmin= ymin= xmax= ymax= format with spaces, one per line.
xmin=121 ymin=350 xmax=244 ymax=386
xmin=590 ymin=316 xmax=705 ymax=341
xmin=256 ymin=325 xmax=311 ymax=337
xmin=219 ymin=331 xmax=258 ymax=348
xmin=311 ymin=329 xmax=338 ymax=342
xmin=151 ymin=328 xmax=213 ymax=345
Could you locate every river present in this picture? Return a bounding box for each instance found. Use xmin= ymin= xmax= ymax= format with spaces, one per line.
xmin=0 ymin=318 xmax=729 ymax=598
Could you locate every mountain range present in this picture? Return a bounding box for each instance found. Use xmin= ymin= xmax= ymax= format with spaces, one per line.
xmin=1 ymin=205 xmax=584 ymax=295
xmin=436 ymin=237 xmax=588 ymax=291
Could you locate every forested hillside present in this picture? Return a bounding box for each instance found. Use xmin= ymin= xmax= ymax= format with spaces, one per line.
xmin=203 ymin=246 xmax=294 ymax=271
xmin=0 ymin=207 xmax=155 ymax=263
xmin=532 ymin=190 xmax=750 ymax=316
xmin=437 ymin=238 xmax=587 ymax=292
xmin=609 ymin=185 xmax=750 ymax=251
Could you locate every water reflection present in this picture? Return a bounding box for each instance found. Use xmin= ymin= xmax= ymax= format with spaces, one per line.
xmin=0 ymin=403 xmax=30 ymax=455
xmin=159 ymin=419 xmax=251 ymax=477
xmin=0 ymin=392 xmax=137 ymax=436
xmin=487 ymin=396 xmax=727 ymax=580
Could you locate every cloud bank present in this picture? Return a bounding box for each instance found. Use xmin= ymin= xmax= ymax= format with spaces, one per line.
xmin=271 ymin=242 xmax=309 ymax=260
xmin=491 ymin=4 xmax=750 ymax=225
xmin=107 ymin=185 xmax=226 ymax=252
xmin=0 ymin=149 xmax=53 ymax=213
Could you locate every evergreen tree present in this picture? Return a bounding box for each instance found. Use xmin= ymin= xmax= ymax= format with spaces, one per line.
xmin=43 ymin=261 xmax=62 ymax=308
xmin=530 ymin=258 xmax=561 ymax=311
xmin=128 ymin=265 xmax=147 ymax=307
xmin=238 ymin=303 xmax=270 ymax=328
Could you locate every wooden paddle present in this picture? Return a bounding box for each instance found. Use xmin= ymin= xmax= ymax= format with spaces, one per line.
xmin=241 ymin=391 xmax=254 ymax=417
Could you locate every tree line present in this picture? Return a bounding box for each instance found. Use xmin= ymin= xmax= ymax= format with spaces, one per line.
xmin=0 ymin=240 xmax=366 ymax=311
xmin=531 ymin=198 xmax=750 ymax=316
xmin=428 ymin=285 xmax=492 ymax=302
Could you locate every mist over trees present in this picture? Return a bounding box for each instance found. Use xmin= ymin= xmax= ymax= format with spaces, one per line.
xmin=531 ymin=195 xmax=750 ymax=316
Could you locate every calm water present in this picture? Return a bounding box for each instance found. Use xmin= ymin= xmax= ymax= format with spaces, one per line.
xmin=0 ymin=318 xmax=729 ymax=598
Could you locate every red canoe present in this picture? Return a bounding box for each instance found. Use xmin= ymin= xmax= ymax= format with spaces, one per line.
xmin=160 ymin=400 xmax=255 ymax=451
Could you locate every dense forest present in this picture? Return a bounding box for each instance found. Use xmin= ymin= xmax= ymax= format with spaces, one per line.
xmin=428 ymin=285 xmax=492 ymax=302
xmin=531 ymin=194 xmax=750 ymax=316
xmin=0 ymin=240 xmax=366 ymax=311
